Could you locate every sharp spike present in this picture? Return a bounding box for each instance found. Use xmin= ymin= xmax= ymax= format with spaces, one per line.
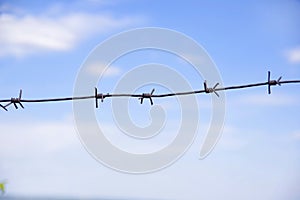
xmin=19 ymin=89 xmax=22 ymax=100
xmin=0 ymin=104 xmax=8 ymax=111
xmin=95 ymin=87 xmax=98 ymax=108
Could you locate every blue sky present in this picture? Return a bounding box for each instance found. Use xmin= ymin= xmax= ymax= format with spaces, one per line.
xmin=0 ymin=0 xmax=300 ymax=199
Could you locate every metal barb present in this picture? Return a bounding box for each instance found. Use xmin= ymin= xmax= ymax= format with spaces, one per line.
xmin=4 ymin=89 xmax=24 ymax=110
xmin=204 ymin=81 xmax=220 ymax=97
xmin=0 ymin=104 xmax=8 ymax=111
xmin=139 ymin=88 xmax=155 ymax=105
xmin=95 ymin=87 xmax=105 ymax=108
xmin=267 ymin=71 xmax=282 ymax=94
xmin=95 ymin=87 xmax=98 ymax=108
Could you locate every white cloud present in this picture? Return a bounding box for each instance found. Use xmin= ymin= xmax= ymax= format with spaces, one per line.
xmin=217 ymin=125 xmax=246 ymax=150
xmin=0 ymin=118 xmax=79 ymax=158
xmin=0 ymin=10 xmax=139 ymax=57
xmin=235 ymin=93 xmax=297 ymax=106
xmin=86 ymin=62 xmax=121 ymax=77
xmin=292 ymin=131 xmax=300 ymax=141
xmin=285 ymin=47 xmax=300 ymax=64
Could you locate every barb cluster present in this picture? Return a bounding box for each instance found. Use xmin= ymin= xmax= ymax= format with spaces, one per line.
xmin=139 ymin=89 xmax=155 ymax=105
xmin=0 ymin=71 xmax=299 ymax=111
xmin=204 ymin=81 xmax=220 ymax=97
xmin=267 ymin=71 xmax=282 ymax=94
xmin=0 ymin=90 xmax=24 ymax=111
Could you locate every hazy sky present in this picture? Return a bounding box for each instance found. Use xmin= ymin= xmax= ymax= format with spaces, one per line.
xmin=0 ymin=0 xmax=300 ymax=199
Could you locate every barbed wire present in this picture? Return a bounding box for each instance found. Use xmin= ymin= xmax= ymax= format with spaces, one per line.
xmin=0 ymin=71 xmax=299 ymax=111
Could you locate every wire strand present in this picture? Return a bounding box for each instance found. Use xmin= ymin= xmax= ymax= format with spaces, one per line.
xmin=0 ymin=71 xmax=299 ymax=110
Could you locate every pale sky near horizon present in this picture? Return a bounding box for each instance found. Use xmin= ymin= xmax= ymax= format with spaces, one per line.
xmin=0 ymin=0 xmax=300 ymax=199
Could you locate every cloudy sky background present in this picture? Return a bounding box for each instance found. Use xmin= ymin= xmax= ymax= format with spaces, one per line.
xmin=0 ymin=0 xmax=300 ymax=199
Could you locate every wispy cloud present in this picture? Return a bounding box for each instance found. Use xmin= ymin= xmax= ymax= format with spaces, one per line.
xmin=285 ymin=47 xmax=300 ymax=64
xmin=235 ymin=93 xmax=297 ymax=106
xmin=0 ymin=7 xmax=139 ymax=57
xmin=0 ymin=118 xmax=79 ymax=158
xmin=292 ymin=131 xmax=300 ymax=141
xmin=217 ymin=125 xmax=247 ymax=150
xmin=86 ymin=62 xmax=121 ymax=77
